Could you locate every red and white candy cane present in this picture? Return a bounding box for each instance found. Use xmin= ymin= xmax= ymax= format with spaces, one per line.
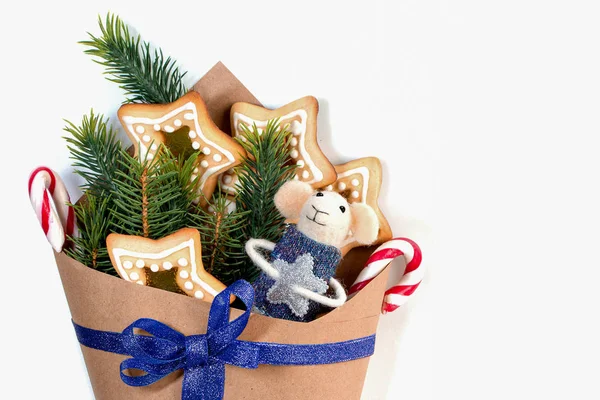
xmin=348 ymin=238 xmax=423 ymax=314
xmin=28 ymin=166 xmax=76 ymax=252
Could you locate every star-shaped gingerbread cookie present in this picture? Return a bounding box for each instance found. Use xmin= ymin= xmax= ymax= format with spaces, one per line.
xmin=219 ymin=96 xmax=337 ymax=193
xmin=118 ymin=92 xmax=245 ymax=204
xmin=106 ymin=227 xmax=225 ymax=302
xmin=321 ymin=157 xmax=392 ymax=255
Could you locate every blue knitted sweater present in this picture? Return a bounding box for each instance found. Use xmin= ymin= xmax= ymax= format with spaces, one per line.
xmin=252 ymin=225 xmax=342 ymax=322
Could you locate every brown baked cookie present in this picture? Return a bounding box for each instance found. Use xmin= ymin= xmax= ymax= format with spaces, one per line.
xmin=220 ymin=96 xmax=337 ymax=193
xmin=106 ymin=228 xmax=225 ymax=302
xmin=118 ymin=92 xmax=245 ymax=204
xmin=321 ymin=157 xmax=392 ymax=255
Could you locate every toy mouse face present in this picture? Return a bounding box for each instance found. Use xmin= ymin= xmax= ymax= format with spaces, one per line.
xmin=274 ymin=180 xmax=380 ymax=248
xmin=297 ymin=191 xmax=352 ymax=247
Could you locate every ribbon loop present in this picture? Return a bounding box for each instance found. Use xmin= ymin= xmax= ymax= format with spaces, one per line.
xmin=122 ymin=318 xmax=185 ymax=361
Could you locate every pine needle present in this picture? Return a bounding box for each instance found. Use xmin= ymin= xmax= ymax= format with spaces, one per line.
xmin=110 ymin=147 xmax=199 ymax=239
xmin=66 ymin=195 xmax=115 ymax=275
xmin=232 ymin=119 xmax=296 ymax=282
xmin=188 ymin=190 xmax=250 ymax=285
xmin=80 ymin=13 xmax=187 ymax=104
xmin=63 ymin=111 xmax=123 ymax=196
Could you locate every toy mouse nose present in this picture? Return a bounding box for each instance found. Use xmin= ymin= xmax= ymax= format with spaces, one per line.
xmin=316 ymin=192 xmax=324 ymax=197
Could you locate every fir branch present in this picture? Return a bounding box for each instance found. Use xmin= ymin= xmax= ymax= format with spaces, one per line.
xmin=233 ymin=119 xmax=296 ymax=282
xmin=80 ymin=13 xmax=187 ymax=104
xmin=172 ymin=150 xmax=203 ymax=213
xmin=188 ymin=190 xmax=250 ymax=285
xmin=140 ymin=167 xmax=150 ymax=237
xmin=110 ymin=147 xmax=199 ymax=239
xmin=65 ymin=195 xmax=116 ymax=275
xmin=63 ymin=111 xmax=123 ymax=196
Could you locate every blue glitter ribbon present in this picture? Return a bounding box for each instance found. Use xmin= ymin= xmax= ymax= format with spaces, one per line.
xmin=73 ymin=280 xmax=376 ymax=400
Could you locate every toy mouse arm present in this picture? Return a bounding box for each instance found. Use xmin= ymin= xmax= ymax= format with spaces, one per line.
xmin=245 ymin=238 xmax=279 ymax=279
xmin=293 ymin=278 xmax=347 ymax=308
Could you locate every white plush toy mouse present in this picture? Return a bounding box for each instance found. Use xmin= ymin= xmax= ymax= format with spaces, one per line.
xmin=246 ymin=180 xmax=379 ymax=322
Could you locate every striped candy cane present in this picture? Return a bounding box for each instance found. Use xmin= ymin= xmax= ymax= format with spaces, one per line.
xmin=28 ymin=167 xmax=76 ymax=252
xmin=348 ymin=238 xmax=423 ymax=314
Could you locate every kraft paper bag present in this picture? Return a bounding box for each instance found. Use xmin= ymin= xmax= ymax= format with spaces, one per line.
xmin=54 ymin=62 xmax=391 ymax=399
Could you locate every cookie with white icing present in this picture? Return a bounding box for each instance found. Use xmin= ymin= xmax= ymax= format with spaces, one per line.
xmin=321 ymin=157 xmax=392 ymax=255
xmin=118 ymin=92 xmax=245 ymax=204
xmin=106 ymin=228 xmax=225 ymax=302
xmin=220 ymin=96 xmax=337 ymax=193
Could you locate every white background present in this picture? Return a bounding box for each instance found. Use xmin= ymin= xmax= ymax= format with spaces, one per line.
xmin=2 ymin=0 xmax=600 ymax=399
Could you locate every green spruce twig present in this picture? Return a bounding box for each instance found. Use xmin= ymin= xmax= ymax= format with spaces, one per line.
xmin=80 ymin=13 xmax=187 ymax=104
xmin=65 ymin=195 xmax=115 ymax=275
xmin=188 ymin=190 xmax=250 ymax=285
xmin=63 ymin=111 xmax=124 ymax=196
xmin=109 ymin=147 xmax=199 ymax=239
xmin=233 ymin=120 xmax=296 ymax=282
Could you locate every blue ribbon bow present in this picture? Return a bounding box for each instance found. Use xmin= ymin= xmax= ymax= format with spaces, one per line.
xmin=74 ymin=280 xmax=376 ymax=400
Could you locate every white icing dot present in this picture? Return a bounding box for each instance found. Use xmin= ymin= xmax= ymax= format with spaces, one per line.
xmin=208 ymin=206 xmax=215 ymax=213
xmin=180 ymin=270 xmax=189 ymax=279
xmin=200 ymin=160 xmax=209 ymax=168
xmin=296 ymin=160 xmax=305 ymax=167
xmin=203 ymin=147 xmax=211 ymax=155
xmin=135 ymin=259 xmax=145 ymax=268
xmin=164 ymin=126 xmax=174 ymax=133
xmin=147 ymin=153 xmax=154 ymax=159
xmin=177 ymin=258 xmax=188 ymax=267
xmin=150 ymin=264 xmax=159 ymax=272
xmin=136 ymin=280 xmax=144 ymax=285
xmin=351 ymin=179 xmax=360 ymax=187
xmin=290 ymin=149 xmax=299 ymax=158
xmin=153 ymin=124 xmax=161 ymax=131
xmin=194 ymin=291 xmax=204 ymax=299
xmin=184 ymin=281 xmax=194 ymax=290
xmin=174 ymin=119 xmax=182 ymax=127
xmin=136 ymin=126 xmax=145 ymax=134
xmin=338 ymin=182 xmax=347 ymax=190
xmin=290 ymin=137 xmax=298 ymax=146
xmin=223 ymin=175 xmax=233 ymax=184
xmin=123 ymin=260 xmax=133 ymax=269
xmin=193 ymin=167 xmax=199 ymax=173
xmin=213 ymin=154 xmax=222 ymax=162
xmin=192 ymin=141 xmax=200 ymax=150
xmin=302 ymin=170 xmax=310 ymax=179
xmin=290 ymin=120 xmax=302 ymax=134
xmin=184 ymin=113 xmax=195 ymax=120
xmin=326 ymin=185 xmax=333 ymax=191
xmin=151 ymin=144 xmax=158 ymax=150
xmin=225 ymin=200 xmax=237 ymax=214
xmin=190 ymin=174 xmax=197 ymax=182
xmin=142 ymin=135 xmax=150 ymax=143
xmin=130 ymin=272 xmax=140 ymax=280
xmin=352 ymin=190 xmax=360 ymax=199
xmin=163 ymin=261 xmax=173 ymax=270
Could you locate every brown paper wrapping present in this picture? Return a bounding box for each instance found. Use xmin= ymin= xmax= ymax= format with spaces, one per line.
xmin=192 ymin=61 xmax=262 ymax=135
xmin=55 ymin=247 xmax=388 ymax=400
xmin=54 ymin=62 xmax=391 ymax=399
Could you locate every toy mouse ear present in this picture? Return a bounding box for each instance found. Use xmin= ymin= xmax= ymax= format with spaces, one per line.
xmin=350 ymin=203 xmax=380 ymax=245
xmin=274 ymin=180 xmax=314 ymax=220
